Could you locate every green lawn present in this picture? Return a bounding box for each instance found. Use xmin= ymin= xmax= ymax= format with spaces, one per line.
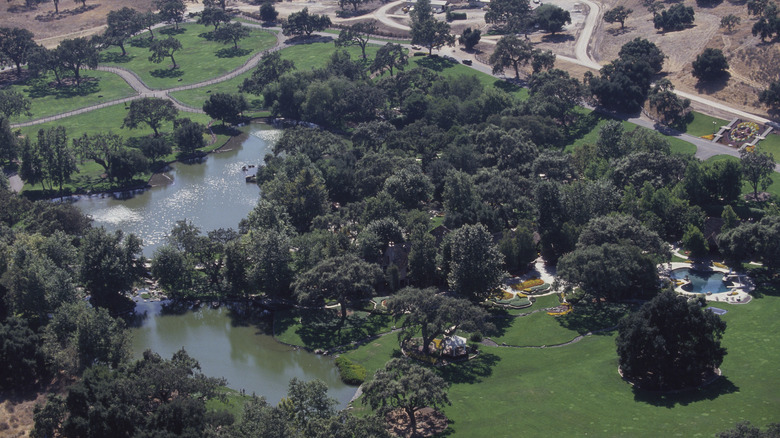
xmin=169 ymin=70 xmax=254 ymax=110
xmin=17 ymin=102 xmax=212 ymax=140
xmin=322 ymin=28 xmax=412 ymax=45
xmin=439 ymin=294 xmax=780 ymax=436
xmin=565 ymin=111 xmax=696 ymax=155
xmin=279 ymin=42 xmax=381 ymax=72
xmin=100 ymin=23 xmax=276 ymax=90
xmin=684 ymin=111 xmax=728 ymax=137
xmin=8 ymin=70 xmax=136 ymax=123
xmin=758 ymin=132 xmax=780 ymax=163
xmin=344 ymin=293 xmax=780 ymax=436
xmin=705 ymin=154 xmax=780 ymax=198
xmin=488 ymin=311 xmax=583 ymax=347
xmin=409 ymin=54 xmax=528 ymax=99
xmin=18 ymin=103 xmax=226 ymax=196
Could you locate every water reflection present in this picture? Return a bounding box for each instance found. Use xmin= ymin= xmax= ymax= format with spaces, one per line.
xmin=75 ymin=127 xmax=276 ymax=256
xmin=130 ymin=301 xmax=356 ymax=407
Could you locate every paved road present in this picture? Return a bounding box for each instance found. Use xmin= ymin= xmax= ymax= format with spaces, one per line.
xmin=372 ymin=0 xmax=411 ymax=31
xmin=9 ymin=9 xmax=778 ymax=172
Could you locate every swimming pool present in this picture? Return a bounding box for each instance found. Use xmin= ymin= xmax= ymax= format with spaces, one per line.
xmin=670 ymin=268 xmax=731 ymax=294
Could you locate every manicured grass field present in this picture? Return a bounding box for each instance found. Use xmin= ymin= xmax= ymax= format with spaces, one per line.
xmin=100 ymin=23 xmax=276 ymax=90
xmin=684 ymin=111 xmax=728 ymax=137
xmin=322 ymin=29 xmax=412 ymax=45
xmin=17 ymin=102 xmax=212 ymax=140
xmin=565 ymin=111 xmax=696 ymax=155
xmin=169 ymin=70 xmax=254 ymax=109
xmin=757 ymin=132 xmax=780 ymax=164
xmin=705 ymin=154 xmax=780 ymax=198
xmin=8 ymin=71 xmax=136 ymax=123
xmin=344 ymin=292 xmax=780 ymax=436
xmin=170 ymin=42 xmax=380 ymax=110
xmin=17 ymin=103 xmax=225 ymax=196
xmin=279 ymin=41 xmax=381 ymax=72
xmin=443 ymin=294 xmax=780 ymax=436
xmin=488 ymin=311 xmax=584 ymax=346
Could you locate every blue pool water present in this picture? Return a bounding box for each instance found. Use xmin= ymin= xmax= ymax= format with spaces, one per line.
xmin=671 ymin=268 xmax=731 ymax=294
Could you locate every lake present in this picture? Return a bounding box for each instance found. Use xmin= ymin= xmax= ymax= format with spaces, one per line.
xmin=75 ymin=127 xmax=281 ymax=257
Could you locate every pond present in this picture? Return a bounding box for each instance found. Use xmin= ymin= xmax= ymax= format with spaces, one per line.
xmin=671 ymin=268 xmax=731 ymax=294
xmin=77 ymin=126 xmax=356 ymax=406
xmin=74 ymin=127 xmax=280 ymax=257
xmin=130 ymin=301 xmax=356 ymax=407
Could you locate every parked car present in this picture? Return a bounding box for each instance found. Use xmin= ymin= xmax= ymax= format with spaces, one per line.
xmin=462 ymin=59 xmax=472 ymax=65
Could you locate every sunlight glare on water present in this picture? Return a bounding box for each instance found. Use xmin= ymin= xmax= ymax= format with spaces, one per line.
xmin=76 ymin=126 xmax=278 ymax=256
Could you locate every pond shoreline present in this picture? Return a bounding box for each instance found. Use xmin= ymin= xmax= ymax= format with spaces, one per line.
xmin=25 ymin=118 xmax=273 ymax=201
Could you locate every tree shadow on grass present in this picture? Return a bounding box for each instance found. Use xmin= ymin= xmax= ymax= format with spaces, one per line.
xmin=100 ymin=52 xmax=135 ymax=64
xmin=744 ymin=267 xmax=780 ymax=298
xmin=24 ymin=76 xmax=100 ymax=99
xmin=541 ymin=33 xmax=575 ymax=43
xmin=130 ymin=38 xmax=153 ymax=48
xmin=286 ymin=308 xmax=395 ymax=349
xmin=216 ymin=47 xmax=252 ymax=58
xmin=199 ymin=32 xmax=216 ymax=41
xmin=632 ymin=375 xmax=740 ymax=407
xmin=150 ymin=68 xmax=184 ymax=78
xmin=484 ymin=307 xmax=514 ymax=338
xmin=286 ymin=35 xmax=334 ymax=45
xmin=493 ymin=79 xmax=523 ymax=93
xmin=436 ymin=352 xmax=501 ymax=384
xmin=556 ymin=301 xmax=632 ymax=335
xmin=415 ymin=55 xmax=457 ymax=72
xmin=606 ymin=27 xmax=633 ymax=36
xmin=160 ymin=27 xmax=187 ymax=36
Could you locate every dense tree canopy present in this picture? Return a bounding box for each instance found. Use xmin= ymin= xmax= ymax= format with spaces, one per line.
xmin=123 ymin=97 xmax=179 ymax=136
xmin=616 ymin=290 xmax=727 ymax=390
xmin=293 ymin=254 xmax=382 ymax=320
xmin=534 ymin=4 xmax=572 ymax=34
xmin=692 ymin=48 xmax=729 ymax=81
xmin=489 ymin=35 xmax=533 ymax=80
xmin=603 ymin=6 xmax=632 ymax=28
xmin=410 ymin=0 xmax=455 ymax=54
xmin=387 ymin=287 xmax=492 ymax=355
xmin=104 ymin=7 xmax=144 ymax=56
xmin=0 ymin=27 xmax=37 ymax=75
xmin=362 ymin=358 xmax=451 ymax=435
xmin=485 ymin=0 xmax=532 ymax=33
xmin=282 ymin=8 xmax=331 ymax=36
xmin=443 ymin=223 xmax=505 ymax=301
xmin=653 ymin=4 xmax=695 ymax=31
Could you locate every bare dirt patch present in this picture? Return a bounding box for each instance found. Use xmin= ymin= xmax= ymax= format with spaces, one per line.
xmin=0 ymin=0 xmax=156 ymax=47
xmin=593 ymin=0 xmax=775 ymax=117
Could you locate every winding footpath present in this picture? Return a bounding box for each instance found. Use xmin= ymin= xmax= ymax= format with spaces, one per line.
xmin=10 ymin=23 xmax=287 ymax=129
xmin=9 ymin=10 xmax=779 ymax=171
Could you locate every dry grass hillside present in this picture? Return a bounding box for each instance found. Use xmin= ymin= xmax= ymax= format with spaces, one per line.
xmin=0 ymin=0 xmax=157 ymax=47
xmin=592 ymin=0 xmax=779 ymax=117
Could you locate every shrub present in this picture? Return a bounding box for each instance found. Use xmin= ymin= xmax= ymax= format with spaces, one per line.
xmin=335 ymin=356 xmax=367 ymax=385
xmin=447 ymin=11 xmax=467 ymax=21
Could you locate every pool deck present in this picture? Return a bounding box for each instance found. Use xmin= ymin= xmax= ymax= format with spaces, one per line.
xmin=664 ymin=262 xmax=753 ymax=304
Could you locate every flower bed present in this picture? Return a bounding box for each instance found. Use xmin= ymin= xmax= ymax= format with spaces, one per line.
xmin=730 ymin=121 xmax=759 ymax=142
xmin=526 ymin=283 xmax=552 ymax=294
xmin=547 ymin=302 xmax=573 ymax=316
xmin=511 ymin=278 xmax=544 ymax=291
